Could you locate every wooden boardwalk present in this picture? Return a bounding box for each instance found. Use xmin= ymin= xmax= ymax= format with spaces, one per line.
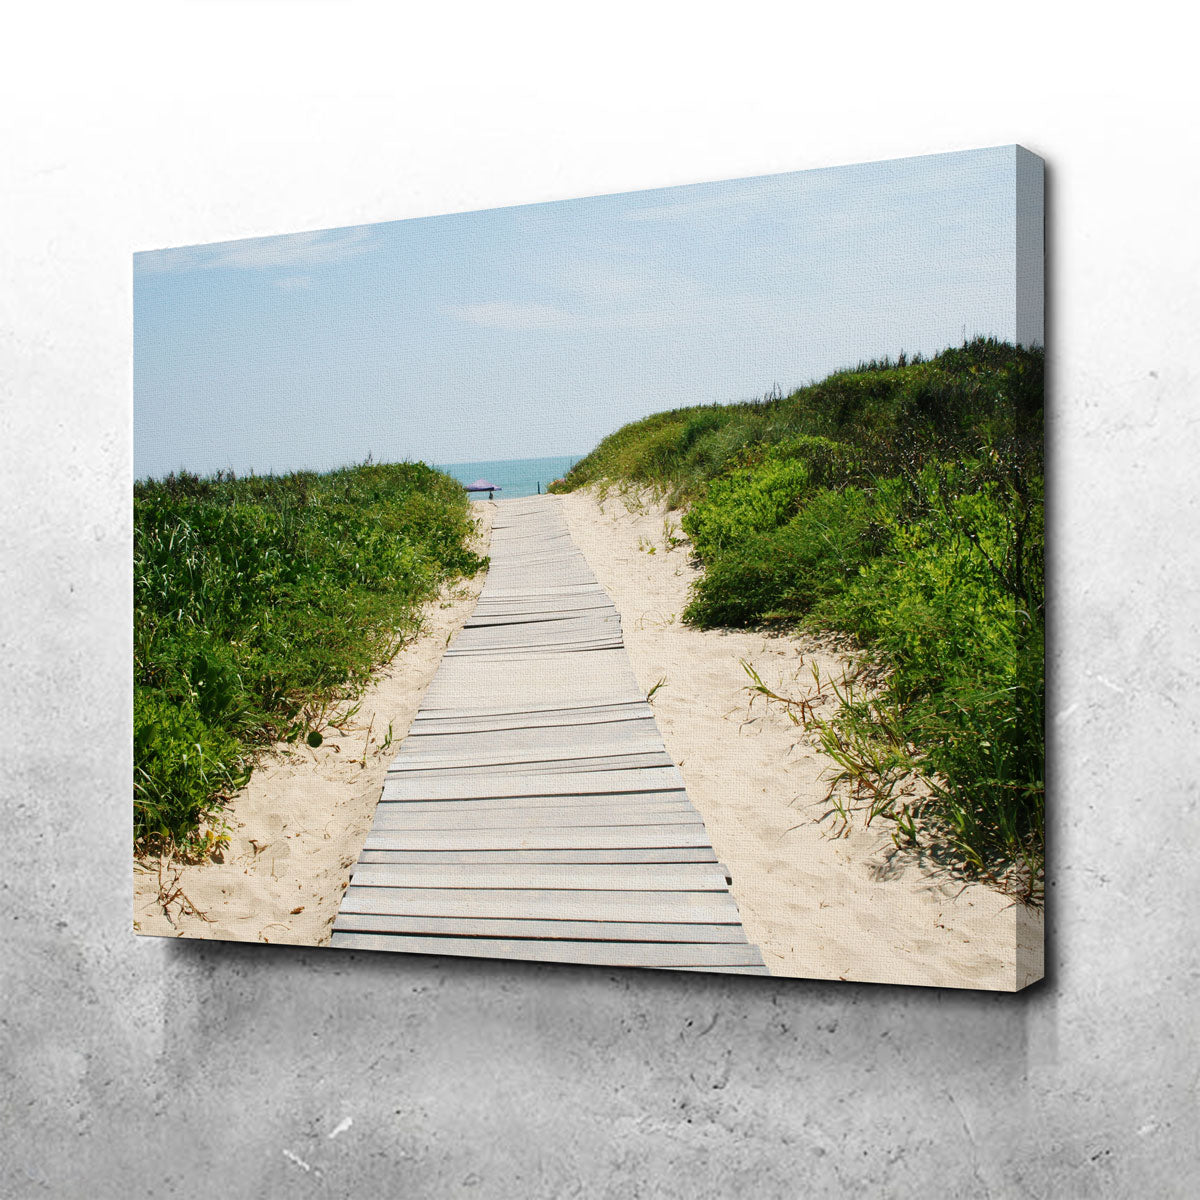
xmin=332 ymin=496 xmax=766 ymax=973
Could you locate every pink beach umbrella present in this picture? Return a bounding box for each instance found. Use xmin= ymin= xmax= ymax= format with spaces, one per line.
xmin=464 ymin=479 xmax=501 ymax=497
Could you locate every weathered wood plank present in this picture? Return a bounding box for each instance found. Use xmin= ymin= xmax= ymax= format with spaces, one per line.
xmin=354 ymin=848 xmax=719 ymax=865
xmin=394 ymin=742 xmax=667 ymax=766
xmin=347 ymin=862 xmax=728 ymax=891
xmin=377 ymin=792 xmax=689 ymax=814
xmin=387 ymin=750 xmax=675 ymax=777
xmin=399 ymin=721 xmax=662 ymax=748
xmin=403 ymin=712 xmax=656 ymax=734
xmin=396 ymin=724 xmax=664 ymax=761
xmin=420 ymin=692 xmax=648 ymax=715
xmin=333 ymin=497 xmax=764 ymax=973
xmin=468 ymin=584 xmax=611 ymax=598
xmin=328 ymin=933 xmax=766 ymax=969
xmin=339 ymin=886 xmax=744 ymax=924
xmin=410 ymin=702 xmax=654 ymax=732
xmin=369 ymin=807 xmax=706 ymax=831
xmin=451 ymin=625 xmax=623 ymax=648
xmin=361 ymin=826 xmax=714 ymax=852
xmin=413 ymin=704 xmax=651 ymax=727
xmin=469 ymin=604 xmax=614 ymax=617
xmin=467 ymin=604 xmax=615 ymax=620
xmin=332 ymin=914 xmax=750 ymax=942
xmin=449 ymin=636 xmax=625 ymax=653
xmin=421 ymin=650 xmax=643 ymax=695
xmin=375 ymin=793 xmax=695 ymax=814
xmin=419 ymin=688 xmax=648 ymax=713
xmin=458 ymin=611 xmax=619 ymax=633
xmin=380 ymin=768 xmax=686 ymax=800
xmin=444 ymin=641 xmax=625 ymax=659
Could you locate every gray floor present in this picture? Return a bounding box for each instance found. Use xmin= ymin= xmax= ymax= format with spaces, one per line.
xmin=333 ymin=496 xmax=766 ymax=972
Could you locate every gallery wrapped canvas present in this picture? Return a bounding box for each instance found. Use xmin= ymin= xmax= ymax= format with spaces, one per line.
xmin=134 ymin=145 xmax=1044 ymax=989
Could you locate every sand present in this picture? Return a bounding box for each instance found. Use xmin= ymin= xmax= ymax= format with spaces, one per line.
xmin=558 ymin=485 xmax=1043 ymax=990
xmin=133 ymin=503 xmax=496 ymax=947
xmin=134 ymin=487 xmax=1041 ymax=990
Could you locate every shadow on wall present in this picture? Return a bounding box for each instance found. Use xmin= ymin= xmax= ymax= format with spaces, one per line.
xmin=1042 ymin=155 xmax=1059 ymax=1000
xmin=149 ymin=163 xmax=1061 ymax=1190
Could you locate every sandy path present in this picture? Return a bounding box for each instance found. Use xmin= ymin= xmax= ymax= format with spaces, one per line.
xmin=133 ymin=503 xmax=496 ymax=946
xmin=558 ymin=486 xmax=1042 ymax=990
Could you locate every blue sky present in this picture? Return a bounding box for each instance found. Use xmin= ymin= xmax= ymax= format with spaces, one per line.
xmin=134 ymin=145 xmax=1026 ymax=480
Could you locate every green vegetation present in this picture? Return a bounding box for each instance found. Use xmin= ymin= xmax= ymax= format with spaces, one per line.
xmin=552 ymin=340 xmax=1044 ymax=895
xmin=134 ymin=460 xmax=485 ymax=852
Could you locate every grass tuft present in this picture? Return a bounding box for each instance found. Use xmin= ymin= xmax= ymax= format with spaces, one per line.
xmin=556 ymin=339 xmax=1044 ymax=895
xmin=134 ymin=459 xmax=486 ymax=852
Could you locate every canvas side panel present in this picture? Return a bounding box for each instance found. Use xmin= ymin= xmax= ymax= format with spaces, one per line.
xmin=1016 ymin=143 xmax=1045 ymax=989
xmin=1015 ymin=145 xmax=1045 ymax=348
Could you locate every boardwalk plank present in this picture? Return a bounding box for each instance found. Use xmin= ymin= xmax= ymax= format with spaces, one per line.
xmin=374 ymin=794 xmax=695 ymax=814
xmin=347 ymin=862 xmax=727 ymax=890
xmin=410 ymin=703 xmax=654 ymax=733
xmin=328 ymin=933 xmax=765 ymax=969
xmin=388 ymin=750 xmax=676 ymax=777
xmin=355 ymin=848 xmax=719 ymax=865
xmin=339 ymin=886 xmax=744 ymax=924
xmin=333 ymin=496 xmax=765 ymax=974
xmin=395 ymin=727 xmax=665 ymax=761
xmin=332 ymin=914 xmax=749 ymax=942
xmin=380 ymin=768 xmax=686 ymax=800
xmin=361 ymin=826 xmax=714 ymax=852
xmin=376 ymin=792 xmax=689 ymax=812
xmin=371 ymin=805 xmax=701 ymax=829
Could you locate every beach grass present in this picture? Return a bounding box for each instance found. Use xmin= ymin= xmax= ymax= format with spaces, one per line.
xmin=134 ymin=460 xmax=486 ymax=852
xmin=551 ymin=339 xmax=1044 ymax=894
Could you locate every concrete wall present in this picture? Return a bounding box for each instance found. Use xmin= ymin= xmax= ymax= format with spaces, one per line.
xmin=3 ymin=3 xmax=1197 ymax=1195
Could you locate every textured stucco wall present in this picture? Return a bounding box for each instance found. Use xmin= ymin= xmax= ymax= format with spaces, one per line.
xmin=3 ymin=5 xmax=1198 ymax=1196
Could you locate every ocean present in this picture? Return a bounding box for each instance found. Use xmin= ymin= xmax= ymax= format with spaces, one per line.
xmin=436 ymin=455 xmax=583 ymax=501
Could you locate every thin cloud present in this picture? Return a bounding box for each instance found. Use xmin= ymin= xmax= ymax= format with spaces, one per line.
xmin=445 ymin=302 xmax=582 ymax=330
xmin=446 ymin=299 xmax=695 ymax=332
xmin=556 ymin=258 xmax=694 ymax=302
xmin=443 ymin=293 xmax=783 ymax=334
xmin=446 ymin=258 xmax=712 ymax=331
xmin=135 ymin=227 xmax=377 ymax=275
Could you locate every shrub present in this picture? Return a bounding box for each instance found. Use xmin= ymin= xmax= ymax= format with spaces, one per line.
xmin=808 ymin=463 xmax=1044 ymax=879
xmin=134 ymin=689 xmax=248 ymax=845
xmin=684 ymin=487 xmax=877 ymax=626
xmin=683 ymin=459 xmax=811 ymax=561
xmin=134 ymin=459 xmax=485 ymax=850
xmin=557 ymin=339 xmax=1045 ymax=888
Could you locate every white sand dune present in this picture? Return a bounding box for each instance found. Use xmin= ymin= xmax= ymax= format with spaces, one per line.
xmin=558 ymin=486 xmax=1042 ymax=991
xmin=133 ymin=505 xmax=495 ymax=947
xmin=134 ymin=487 xmax=1041 ymax=990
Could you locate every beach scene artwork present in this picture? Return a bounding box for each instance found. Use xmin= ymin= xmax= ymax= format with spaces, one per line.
xmin=134 ymin=146 xmax=1044 ymax=989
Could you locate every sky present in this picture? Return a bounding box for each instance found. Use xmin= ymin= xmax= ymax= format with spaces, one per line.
xmin=134 ymin=145 xmax=1030 ymax=480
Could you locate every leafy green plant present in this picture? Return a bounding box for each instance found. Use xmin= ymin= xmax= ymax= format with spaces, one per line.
xmin=558 ymin=340 xmax=1044 ymax=892
xmin=134 ymin=459 xmax=485 ymax=851
xmin=133 ymin=689 xmax=249 ymax=847
xmin=684 ymin=487 xmax=876 ymax=627
xmin=553 ymin=339 xmax=1041 ymax=503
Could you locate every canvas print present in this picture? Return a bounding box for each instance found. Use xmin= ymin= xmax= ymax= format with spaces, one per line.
xmin=134 ymin=145 xmax=1044 ymax=989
